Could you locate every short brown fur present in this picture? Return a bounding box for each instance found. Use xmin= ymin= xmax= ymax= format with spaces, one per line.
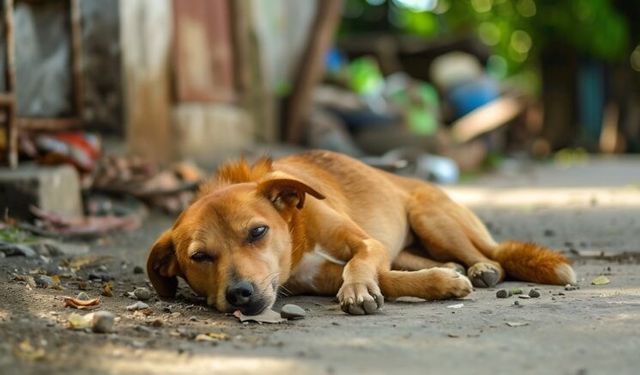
xmin=147 ymin=151 xmax=576 ymax=315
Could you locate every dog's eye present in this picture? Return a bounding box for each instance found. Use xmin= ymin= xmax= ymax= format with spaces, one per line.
xmin=248 ymin=225 xmax=269 ymax=242
xmin=190 ymin=251 xmax=214 ymax=263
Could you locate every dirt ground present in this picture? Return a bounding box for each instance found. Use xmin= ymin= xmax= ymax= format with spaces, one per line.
xmin=1 ymin=157 xmax=639 ymax=375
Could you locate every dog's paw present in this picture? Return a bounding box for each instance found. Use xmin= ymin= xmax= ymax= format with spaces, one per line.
xmin=337 ymin=281 xmax=384 ymax=315
xmin=428 ymin=268 xmax=473 ymax=299
xmin=467 ymin=262 xmax=504 ymax=288
xmin=444 ymin=262 xmax=466 ymax=275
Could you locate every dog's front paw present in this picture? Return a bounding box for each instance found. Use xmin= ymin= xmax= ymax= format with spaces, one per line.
xmin=468 ymin=262 xmax=504 ymax=288
xmin=337 ymin=281 xmax=384 ymax=315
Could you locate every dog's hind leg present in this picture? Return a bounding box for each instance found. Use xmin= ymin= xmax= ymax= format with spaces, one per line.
xmin=379 ymin=268 xmax=473 ymax=300
xmin=392 ymin=249 xmax=465 ymax=274
xmin=406 ymin=187 xmax=505 ymax=288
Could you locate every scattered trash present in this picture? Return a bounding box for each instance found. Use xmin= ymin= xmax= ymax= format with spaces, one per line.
xmin=13 ymin=340 xmax=46 ymax=362
xmin=447 ymin=303 xmax=464 ymax=309
xmin=506 ymin=321 xmax=529 ymax=327
xmin=195 ymin=332 xmax=229 ymax=342
xmin=133 ymin=287 xmax=152 ymax=301
xmin=510 ymin=288 xmax=523 ymax=295
xmin=63 ymin=295 xmax=101 ymax=310
xmin=591 ymin=275 xmax=610 ymax=285
xmin=92 ymin=310 xmax=115 ymax=333
xmin=280 ymin=304 xmax=306 ymax=320
xmin=233 ymin=309 xmax=286 ymax=324
xmin=528 ymin=289 xmax=541 ymax=298
xmin=126 ymin=301 xmax=149 ymax=311
xmin=76 ymin=292 xmax=90 ymax=301
xmin=30 ymin=206 xmax=142 ymax=239
xmin=496 ymin=289 xmax=511 ymax=298
xmin=518 ymin=295 xmax=531 ymax=299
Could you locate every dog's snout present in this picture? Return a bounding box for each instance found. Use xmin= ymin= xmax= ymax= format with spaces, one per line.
xmin=225 ymin=281 xmax=255 ymax=307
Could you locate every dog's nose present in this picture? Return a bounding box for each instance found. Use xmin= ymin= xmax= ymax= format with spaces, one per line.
xmin=225 ymin=281 xmax=255 ymax=307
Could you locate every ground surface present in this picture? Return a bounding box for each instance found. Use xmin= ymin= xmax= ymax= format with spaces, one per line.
xmin=1 ymin=157 xmax=639 ymax=375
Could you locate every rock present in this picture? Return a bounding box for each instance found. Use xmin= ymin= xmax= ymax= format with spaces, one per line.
xmin=34 ymin=275 xmax=56 ymax=288
xmin=564 ymin=284 xmax=578 ymax=291
xmin=0 ymin=242 xmax=37 ymax=257
xmin=496 ymin=289 xmax=511 ymax=298
xmin=543 ymin=229 xmax=555 ymax=237
xmin=126 ymin=301 xmax=149 ymax=311
xmin=92 ymin=310 xmax=115 ymax=333
xmin=528 ymin=289 xmax=541 ymax=298
xmin=88 ymin=272 xmax=114 ymax=282
xmin=513 ymin=300 xmax=521 ymax=307
xmin=133 ymin=266 xmax=144 ymax=274
xmin=518 ymin=295 xmax=531 ymax=299
xmin=280 ymin=304 xmax=306 ymax=320
xmin=76 ymin=292 xmax=91 ymax=301
xmin=133 ymin=287 xmax=152 ymax=301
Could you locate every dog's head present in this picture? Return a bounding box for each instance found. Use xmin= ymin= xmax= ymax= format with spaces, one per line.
xmin=146 ymin=177 xmax=324 ymax=315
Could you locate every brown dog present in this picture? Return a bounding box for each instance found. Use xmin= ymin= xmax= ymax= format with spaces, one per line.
xmin=147 ymin=150 xmax=575 ymax=315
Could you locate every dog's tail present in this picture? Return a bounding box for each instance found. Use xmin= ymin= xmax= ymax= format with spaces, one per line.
xmin=486 ymin=241 xmax=576 ymax=285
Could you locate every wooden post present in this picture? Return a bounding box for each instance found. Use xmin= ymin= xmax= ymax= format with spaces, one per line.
xmin=2 ymin=0 xmax=17 ymax=168
xmin=120 ymin=0 xmax=174 ymax=163
xmin=286 ymin=0 xmax=343 ymax=144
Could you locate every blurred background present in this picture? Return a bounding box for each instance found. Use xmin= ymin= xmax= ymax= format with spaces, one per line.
xmin=0 ymin=0 xmax=639 ymax=221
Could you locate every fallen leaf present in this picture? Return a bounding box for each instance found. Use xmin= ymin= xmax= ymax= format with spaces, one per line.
xmin=591 ymin=275 xmax=610 ymax=285
xmin=63 ymin=296 xmax=101 ymax=310
xmin=447 ymin=303 xmax=464 ymax=309
xmin=102 ymin=281 xmax=113 ymax=297
xmin=195 ymin=332 xmax=230 ymax=342
xmin=233 ymin=309 xmax=285 ymax=324
xmin=506 ymin=321 xmax=529 ymax=327
xmin=67 ymin=312 xmax=95 ymax=329
xmin=13 ymin=340 xmax=45 ymax=361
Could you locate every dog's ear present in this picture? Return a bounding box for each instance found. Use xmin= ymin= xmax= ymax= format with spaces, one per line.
xmin=258 ymin=178 xmax=325 ymax=210
xmin=147 ymin=230 xmax=180 ymax=298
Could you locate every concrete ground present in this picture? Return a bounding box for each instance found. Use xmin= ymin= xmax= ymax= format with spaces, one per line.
xmin=1 ymin=156 xmax=639 ymax=375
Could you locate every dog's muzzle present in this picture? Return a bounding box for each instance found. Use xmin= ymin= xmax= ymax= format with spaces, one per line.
xmin=225 ymin=280 xmax=268 ymax=315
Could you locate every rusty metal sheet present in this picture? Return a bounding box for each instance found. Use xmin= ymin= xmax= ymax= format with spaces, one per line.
xmin=172 ymin=0 xmax=235 ymax=103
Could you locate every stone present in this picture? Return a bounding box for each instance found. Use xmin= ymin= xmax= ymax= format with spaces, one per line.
xmin=34 ymin=275 xmax=55 ymax=288
xmin=126 ymin=301 xmax=149 ymax=311
xmin=496 ymin=289 xmax=511 ymax=298
xmin=280 ymin=304 xmax=306 ymax=320
xmin=529 ymin=289 xmax=541 ymax=298
xmin=133 ymin=266 xmax=144 ymax=274
xmin=0 ymin=163 xmax=82 ymax=221
xmin=92 ymin=311 xmax=115 ymax=333
xmin=133 ymin=287 xmax=152 ymax=301
xmin=76 ymin=292 xmax=91 ymax=301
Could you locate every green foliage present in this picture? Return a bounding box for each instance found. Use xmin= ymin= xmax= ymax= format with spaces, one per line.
xmin=342 ymin=0 xmax=630 ymax=74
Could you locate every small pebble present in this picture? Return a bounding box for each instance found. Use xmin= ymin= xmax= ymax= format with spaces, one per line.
xmin=189 ymin=316 xmax=197 ymax=322
xmin=92 ymin=311 xmax=115 ymax=333
xmin=133 ymin=287 xmax=152 ymax=301
xmin=496 ymin=289 xmax=511 ymax=298
xmin=528 ymin=289 xmax=541 ymax=298
xmin=34 ymin=275 xmax=56 ymax=288
xmin=518 ymin=295 xmax=531 ymax=299
xmin=133 ymin=266 xmax=144 ymax=274
xmin=126 ymin=301 xmax=149 ymax=311
xmin=543 ymin=229 xmax=555 ymax=237
xmin=564 ymin=284 xmax=578 ymax=291
xmin=280 ymin=304 xmax=306 ymax=320
xmin=88 ymin=272 xmax=114 ymax=282
xmin=76 ymin=292 xmax=91 ymax=301
xmin=513 ymin=300 xmax=520 ymax=306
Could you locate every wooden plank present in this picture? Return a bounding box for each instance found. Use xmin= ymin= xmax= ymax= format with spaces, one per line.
xmin=172 ymin=0 xmax=235 ymax=103
xmin=286 ymin=0 xmax=343 ymax=144
xmin=16 ymin=117 xmax=82 ymax=131
xmin=2 ymin=0 xmax=17 ymax=168
xmin=120 ymin=0 xmax=173 ymax=162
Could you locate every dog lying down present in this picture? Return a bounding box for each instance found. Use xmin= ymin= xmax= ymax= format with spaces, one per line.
xmin=147 ymin=150 xmax=576 ymax=315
